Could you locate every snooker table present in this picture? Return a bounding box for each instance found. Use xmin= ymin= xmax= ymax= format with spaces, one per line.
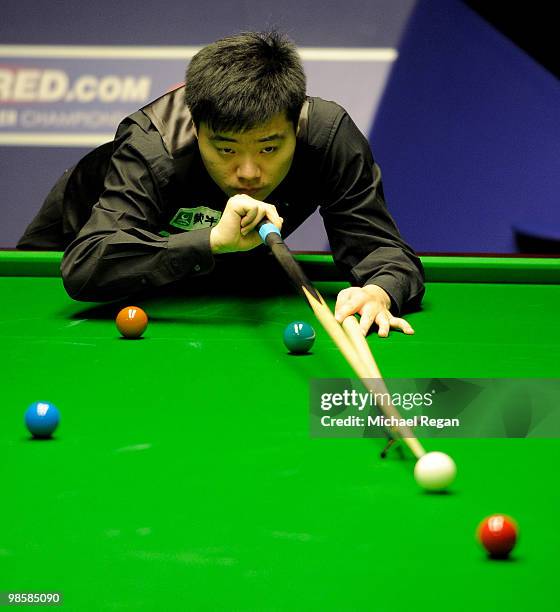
xmin=1 ymin=251 xmax=560 ymax=611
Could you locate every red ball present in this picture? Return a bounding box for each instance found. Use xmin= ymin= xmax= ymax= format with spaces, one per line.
xmin=477 ymin=514 xmax=518 ymax=558
xmin=116 ymin=306 xmax=148 ymax=339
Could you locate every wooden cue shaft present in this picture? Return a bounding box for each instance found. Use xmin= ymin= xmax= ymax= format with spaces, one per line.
xmin=257 ymin=222 xmax=424 ymax=457
xmin=342 ymin=316 xmax=426 ymax=458
xmin=301 ymin=287 xmax=375 ymax=380
xmin=302 ymin=289 xmax=425 ymax=459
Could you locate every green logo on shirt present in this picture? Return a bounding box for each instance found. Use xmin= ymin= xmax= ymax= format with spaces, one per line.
xmin=169 ymin=206 xmax=222 ymax=231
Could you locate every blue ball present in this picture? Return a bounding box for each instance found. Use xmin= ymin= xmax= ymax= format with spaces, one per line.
xmin=283 ymin=321 xmax=316 ymax=354
xmin=25 ymin=401 xmax=60 ymax=438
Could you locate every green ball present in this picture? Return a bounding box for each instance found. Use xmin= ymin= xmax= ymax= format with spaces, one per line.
xmin=283 ymin=321 xmax=316 ymax=354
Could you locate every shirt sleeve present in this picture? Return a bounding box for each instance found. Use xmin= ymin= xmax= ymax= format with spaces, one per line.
xmin=319 ymin=112 xmax=425 ymax=315
xmin=61 ymin=134 xmax=215 ymax=302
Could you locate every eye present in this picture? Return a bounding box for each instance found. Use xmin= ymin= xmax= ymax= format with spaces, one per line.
xmin=218 ymin=147 xmax=235 ymax=155
xmin=261 ymin=146 xmax=277 ymax=154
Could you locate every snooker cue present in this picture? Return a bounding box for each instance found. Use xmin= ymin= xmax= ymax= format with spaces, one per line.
xmin=342 ymin=315 xmax=426 ymax=459
xmin=257 ymin=221 xmax=424 ymax=459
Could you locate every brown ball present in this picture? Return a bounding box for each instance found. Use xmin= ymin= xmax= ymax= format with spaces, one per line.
xmin=116 ymin=306 xmax=148 ymax=339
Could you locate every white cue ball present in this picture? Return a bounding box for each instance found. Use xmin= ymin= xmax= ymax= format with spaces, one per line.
xmin=414 ymin=451 xmax=456 ymax=491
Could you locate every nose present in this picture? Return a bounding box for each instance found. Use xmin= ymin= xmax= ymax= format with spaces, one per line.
xmin=236 ymin=157 xmax=261 ymax=182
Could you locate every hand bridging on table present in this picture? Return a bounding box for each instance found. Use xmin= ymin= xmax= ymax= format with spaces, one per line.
xmin=210 ymin=194 xmax=283 ymax=254
xmin=334 ymin=284 xmax=415 ymax=337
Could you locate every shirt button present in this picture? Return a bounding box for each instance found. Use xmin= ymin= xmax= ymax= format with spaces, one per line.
xmin=194 ymin=264 xmax=201 ymax=272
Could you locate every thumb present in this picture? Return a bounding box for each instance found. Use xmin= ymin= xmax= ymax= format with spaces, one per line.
xmin=335 ymin=301 xmax=358 ymax=322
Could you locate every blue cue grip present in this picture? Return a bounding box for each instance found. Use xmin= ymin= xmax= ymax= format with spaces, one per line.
xmin=255 ymin=217 xmax=320 ymax=301
xmin=257 ymin=220 xmax=281 ymax=245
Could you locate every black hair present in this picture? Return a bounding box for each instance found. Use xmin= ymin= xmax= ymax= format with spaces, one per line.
xmin=184 ymin=31 xmax=306 ymax=133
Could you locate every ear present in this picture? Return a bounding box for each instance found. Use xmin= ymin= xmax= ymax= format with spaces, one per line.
xmin=192 ymin=123 xmax=199 ymax=139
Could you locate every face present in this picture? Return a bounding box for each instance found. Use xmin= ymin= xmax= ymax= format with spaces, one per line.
xmin=196 ymin=112 xmax=297 ymax=200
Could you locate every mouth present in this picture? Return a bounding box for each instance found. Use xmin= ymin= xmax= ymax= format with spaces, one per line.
xmin=237 ymin=188 xmax=261 ymax=194
xmin=234 ymin=188 xmax=263 ymax=197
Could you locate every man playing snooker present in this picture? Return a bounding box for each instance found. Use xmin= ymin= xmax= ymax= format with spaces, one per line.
xmin=17 ymin=31 xmax=424 ymax=337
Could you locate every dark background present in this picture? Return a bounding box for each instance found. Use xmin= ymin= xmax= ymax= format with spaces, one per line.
xmin=1 ymin=0 xmax=558 ymax=253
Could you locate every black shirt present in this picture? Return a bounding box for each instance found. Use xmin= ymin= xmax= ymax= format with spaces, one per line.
xmin=18 ymin=87 xmax=424 ymax=312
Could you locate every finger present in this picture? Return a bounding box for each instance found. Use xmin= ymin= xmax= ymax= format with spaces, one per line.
xmin=336 ymin=287 xmax=354 ymax=303
xmin=358 ymin=310 xmax=374 ymax=336
xmin=390 ymin=317 xmax=415 ymax=335
xmin=240 ymin=206 xmax=259 ymax=231
xmin=334 ymin=294 xmax=362 ymax=322
xmin=358 ymin=300 xmax=382 ymax=336
xmin=263 ymin=204 xmax=283 ymax=229
xmin=241 ymin=204 xmax=267 ymax=235
xmin=230 ymin=193 xmax=257 ymax=217
xmin=239 ymin=200 xmax=261 ymax=224
xmin=375 ymin=311 xmax=391 ymax=338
